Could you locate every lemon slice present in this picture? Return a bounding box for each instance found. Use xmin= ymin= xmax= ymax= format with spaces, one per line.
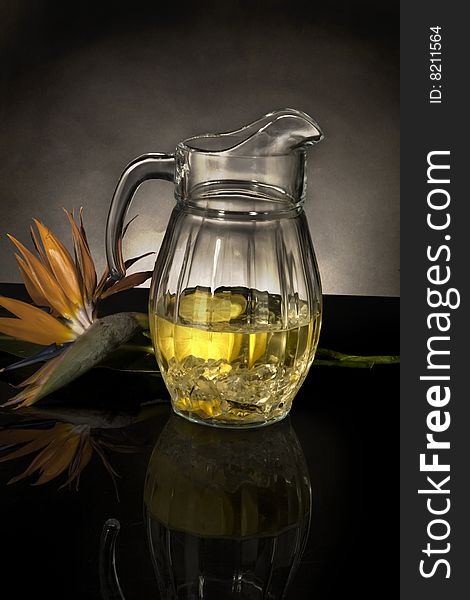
xmin=178 ymin=289 xmax=247 ymax=324
xmin=248 ymin=332 xmax=268 ymax=368
xmin=155 ymin=316 xmax=243 ymax=363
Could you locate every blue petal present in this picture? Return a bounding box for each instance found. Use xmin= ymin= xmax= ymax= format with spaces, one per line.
xmin=1 ymin=343 xmax=73 ymax=372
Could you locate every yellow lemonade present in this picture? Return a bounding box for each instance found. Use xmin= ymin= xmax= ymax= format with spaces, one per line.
xmin=151 ymin=288 xmax=320 ymax=426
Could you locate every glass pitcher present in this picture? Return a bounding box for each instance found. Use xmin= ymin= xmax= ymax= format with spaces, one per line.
xmin=106 ymin=109 xmax=323 ymax=428
xmin=144 ymin=415 xmax=312 ymax=599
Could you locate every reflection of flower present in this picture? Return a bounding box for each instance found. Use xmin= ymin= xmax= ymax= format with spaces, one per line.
xmin=0 ymin=401 xmax=166 ymax=489
xmin=0 ymin=421 xmax=134 ymax=490
xmin=0 ymin=423 xmax=93 ymax=487
xmin=0 ymin=211 xmax=152 ymax=408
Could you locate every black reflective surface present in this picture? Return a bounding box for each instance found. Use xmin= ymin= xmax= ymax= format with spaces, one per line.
xmin=0 ymin=286 xmax=399 ymax=599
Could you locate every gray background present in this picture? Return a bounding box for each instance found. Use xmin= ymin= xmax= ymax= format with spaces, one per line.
xmin=0 ymin=0 xmax=399 ymax=296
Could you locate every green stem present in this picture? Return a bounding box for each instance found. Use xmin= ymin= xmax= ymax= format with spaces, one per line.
xmin=314 ymin=348 xmax=400 ymax=368
xmin=119 ymin=343 xmax=154 ymax=354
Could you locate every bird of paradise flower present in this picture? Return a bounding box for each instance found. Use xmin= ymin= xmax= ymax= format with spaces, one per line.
xmin=0 ymin=422 xmax=118 ymax=489
xmin=0 ymin=402 xmax=166 ymax=491
xmin=0 ymin=210 xmax=152 ymax=408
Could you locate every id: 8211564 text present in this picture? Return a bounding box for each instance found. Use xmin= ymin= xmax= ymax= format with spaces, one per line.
xmin=429 ymin=26 xmax=443 ymax=104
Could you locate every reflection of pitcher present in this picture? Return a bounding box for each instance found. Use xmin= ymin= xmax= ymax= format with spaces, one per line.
xmin=144 ymin=415 xmax=312 ymax=599
xmin=106 ymin=109 xmax=323 ymax=428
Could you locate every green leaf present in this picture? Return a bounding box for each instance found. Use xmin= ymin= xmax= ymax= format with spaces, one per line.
xmin=0 ymin=334 xmax=45 ymax=358
xmin=98 ymin=335 xmax=160 ymax=373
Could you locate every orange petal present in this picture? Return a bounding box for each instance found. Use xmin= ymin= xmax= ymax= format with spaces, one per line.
xmin=64 ymin=209 xmax=97 ymax=302
xmin=14 ymin=355 xmax=61 ymax=389
xmin=94 ymin=267 xmax=110 ymax=301
xmin=1 ymin=353 xmax=68 ymax=408
xmin=33 ymin=220 xmax=83 ymax=307
xmin=60 ymin=440 xmax=93 ymax=489
xmin=34 ymin=433 xmax=81 ymax=484
xmin=0 ymin=318 xmax=73 ymax=346
xmin=1 ymin=387 xmax=35 ymax=408
xmin=7 ymin=234 xmax=75 ymax=318
xmin=0 ymin=428 xmax=46 ymax=446
xmin=0 ymin=428 xmax=59 ymax=463
xmin=101 ymin=271 xmax=152 ymax=299
xmin=30 ymin=224 xmax=48 ymax=264
xmin=15 ymin=254 xmax=49 ymax=307
xmin=125 ymin=251 xmax=155 ymax=269
xmin=0 ymin=296 xmax=76 ymax=345
xmin=1 ymin=378 xmax=45 ymax=408
xmin=8 ymin=427 xmax=74 ymax=484
xmin=79 ymin=207 xmax=89 ymax=246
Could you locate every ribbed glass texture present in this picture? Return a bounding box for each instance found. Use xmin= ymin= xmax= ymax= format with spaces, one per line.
xmin=106 ymin=109 xmax=323 ymax=427
xmin=145 ymin=415 xmax=312 ymax=599
xmin=149 ymin=196 xmax=322 ymax=427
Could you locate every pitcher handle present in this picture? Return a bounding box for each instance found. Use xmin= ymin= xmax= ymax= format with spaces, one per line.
xmin=99 ymin=518 xmax=125 ymax=600
xmin=106 ymin=153 xmax=175 ymax=280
